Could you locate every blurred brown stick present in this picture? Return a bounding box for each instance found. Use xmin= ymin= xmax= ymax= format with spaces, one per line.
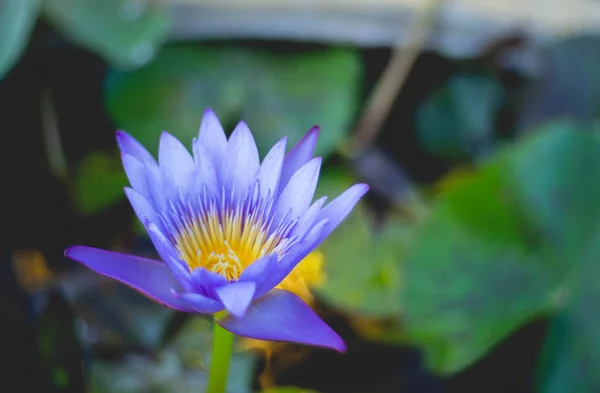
xmin=346 ymin=0 xmax=443 ymax=156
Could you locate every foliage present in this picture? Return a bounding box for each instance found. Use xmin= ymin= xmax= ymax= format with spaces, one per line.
xmin=105 ymin=44 xmax=361 ymax=158
xmin=401 ymin=122 xmax=600 ymax=392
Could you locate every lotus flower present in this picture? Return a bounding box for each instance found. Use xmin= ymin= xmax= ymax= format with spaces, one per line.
xmin=65 ymin=109 xmax=368 ymax=352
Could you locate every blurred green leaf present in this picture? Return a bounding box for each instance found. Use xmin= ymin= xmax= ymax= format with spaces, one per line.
xmin=402 ymin=157 xmax=551 ymax=374
xmin=43 ymin=0 xmax=169 ymax=69
xmin=0 ymin=0 xmax=39 ymax=79
xmin=74 ymin=149 xmax=128 ymax=215
xmin=315 ymin=167 xmax=407 ymax=317
xmin=105 ymin=44 xmax=361 ymax=158
xmin=536 ymin=225 xmax=600 ymax=393
xmin=417 ymin=73 xmax=503 ymax=160
xmin=402 ymin=122 xmax=600 ymax=374
xmin=509 ymin=122 xmax=600 ymax=261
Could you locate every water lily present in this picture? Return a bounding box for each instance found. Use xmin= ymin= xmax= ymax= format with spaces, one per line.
xmin=65 ymin=109 xmax=368 ymax=355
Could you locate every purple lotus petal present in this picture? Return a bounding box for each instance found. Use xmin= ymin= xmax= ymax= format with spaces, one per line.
xmin=65 ymin=246 xmax=195 ymax=312
xmin=176 ymin=292 xmax=224 ymax=314
xmin=191 ymin=267 xmax=228 ymax=298
xmin=220 ymin=121 xmax=260 ymax=199
xmin=190 ymin=143 xmax=219 ymax=196
xmin=279 ymin=126 xmax=319 ymax=193
xmin=197 ymin=108 xmax=228 ymax=168
xmin=116 ymin=131 xmax=156 ymax=165
xmin=69 ymin=110 xmax=367 ymax=351
xmin=218 ymin=289 xmax=345 ymax=352
xmin=158 ymin=132 xmax=195 ymax=193
xmin=238 ymin=254 xmax=278 ymax=286
xmin=255 ymin=218 xmax=329 ymax=297
xmin=145 ymin=222 xmax=194 ymax=291
xmin=292 ymin=196 xmax=327 ymax=238
xmin=318 ymin=183 xmax=370 ymax=242
xmin=257 ymin=137 xmax=286 ymax=200
xmin=216 ymin=281 xmax=256 ymax=318
xmin=273 ymin=157 xmax=322 ymax=228
xmin=125 ymin=188 xmax=160 ymax=231
xmin=254 ymin=218 xmax=329 ymax=298
xmin=122 ymin=154 xmax=149 ymax=197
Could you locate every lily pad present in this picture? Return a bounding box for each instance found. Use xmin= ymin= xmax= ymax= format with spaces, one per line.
xmin=416 ymin=73 xmax=504 ymax=160
xmin=535 ymin=200 xmax=600 ymax=393
xmin=105 ymin=44 xmax=361 ymax=158
xmin=0 ymin=0 xmax=40 ymax=80
xmin=43 ymin=0 xmax=169 ymax=69
xmin=402 ymin=122 xmax=600 ymax=374
xmin=315 ymin=167 xmax=408 ymax=317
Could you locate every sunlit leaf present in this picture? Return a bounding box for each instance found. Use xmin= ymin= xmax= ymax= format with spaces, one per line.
xmin=0 ymin=0 xmax=39 ymax=79
xmin=43 ymin=0 xmax=169 ymax=69
xmin=105 ymin=44 xmax=361 ymax=158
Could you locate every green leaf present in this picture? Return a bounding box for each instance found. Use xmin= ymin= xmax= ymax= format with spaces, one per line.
xmin=402 ymin=122 xmax=600 ymax=374
xmin=105 ymin=44 xmax=361 ymax=158
xmin=0 ymin=0 xmax=40 ymax=80
xmin=536 ymin=223 xmax=600 ymax=393
xmin=402 ymin=158 xmax=552 ymax=373
xmin=509 ymin=122 xmax=600 ymax=260
xmin=43 ymin=0 xmax=169 ymax=69
xmin=315 ymin=167 xmax=407 ymax=317
xmin=73 ymin=149 xmax=128 ymax=215
xmin=416 ymin=73 xmax=504 ymax=160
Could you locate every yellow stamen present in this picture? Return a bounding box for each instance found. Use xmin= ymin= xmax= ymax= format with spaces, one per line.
xmin=276 ymin=250 xmax=325 ymax=301
xmin=173 ymin=205 xmax=279 ymax=281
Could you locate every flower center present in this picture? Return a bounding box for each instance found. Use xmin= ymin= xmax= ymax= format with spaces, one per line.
xmin=167 ymin=199 xmax=285 ymax=281
xmin=204 ymin=241 xmax=243 ymax=281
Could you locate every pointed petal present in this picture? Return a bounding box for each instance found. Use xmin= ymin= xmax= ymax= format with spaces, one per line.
xmin=238 ymin=254 xmax=277 ymax=285
xmin=319 ymin=184 xmax=369 ymax=241
xmin=255 ymin=219 xmax=328 ymax=297
xmin=198 ymin=108 xmax=228 ymax=168
xmin=279 ymin=126 xmax=319 ymax=193
xmin=220 ymin=121 xmax=260 ymax=199
xmin=158 ymin=132 xmax=195 ymax=192
xmin=125 ymin=188 xmax=160 ymax=231
xmin=190 ymin=142 xmax=219 ymax=196
xmin=176 ymin=292 xmax=224 ymax=314
xmin=122 ymin=154 xmax=149 ymax=196
xmin=216 ymin=281 xmax=256 ymax=318
xmin=273 ymin=157 xmax=322 ymax=227
xmin=191 ymin=267 xmax=227 ymax=298
xmin=146 ymin=222 xmax=194 ymax=292
xmin=257 ymin=137 xmax=286 ymax=200
xmin=116 ymin=131 xmax=156 ymax=165
xmin=292 ymin=196 xmax=327 ymax=238
xmin=218 ymin=289 xmax=345 ymax=352
xmin=65 ymin=246 xmax=195 ymax=312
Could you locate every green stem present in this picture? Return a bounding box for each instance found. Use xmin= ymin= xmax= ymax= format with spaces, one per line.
xmin=207 ymin=320 xmax=234 ymax=393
